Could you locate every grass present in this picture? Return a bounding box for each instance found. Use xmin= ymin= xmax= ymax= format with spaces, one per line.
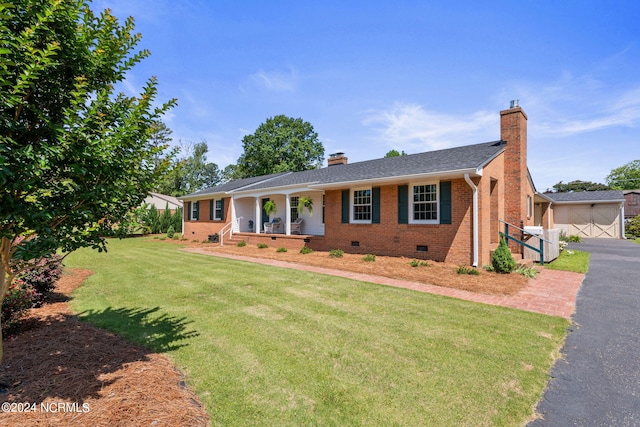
xmin=633 ymin=238 xmax=640 ymax=245
xmin=546 ymin=249 xmax=590 ymax=274
xmin=65 ymin=238 xmax=568 ymax=426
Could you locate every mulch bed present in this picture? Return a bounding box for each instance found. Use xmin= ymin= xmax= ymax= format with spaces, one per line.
xmin=169 ymin=239 xmax=531 ymax=296
xmin=0 ymin=269 xmax=209 ymax=427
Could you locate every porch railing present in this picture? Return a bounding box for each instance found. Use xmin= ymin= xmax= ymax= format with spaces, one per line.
xmin=219 ymin=221 xmax=233 ymax=246
xmin=499 ymin=220 xmax=550 ymax=265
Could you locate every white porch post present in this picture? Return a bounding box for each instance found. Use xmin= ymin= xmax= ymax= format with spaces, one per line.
xmin=285 ymin=194 xmax=291 ymax=235
xmin=255 ymin=197 xmax=261 ymax=234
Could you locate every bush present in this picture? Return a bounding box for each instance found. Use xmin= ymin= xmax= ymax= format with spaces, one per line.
xmin=560 ymin=233 xmax=583 ymax=243
xmin=408 ymin=259 xmax=430 ymax=267
xmin=257 ymin=243 xmax=269 ymax=249
xmin=626 ymin=215 xmax=640 ymax=238
xmin=492 ymin=237 xmax=517 ymax=274
xmin=329 ymin=249 xmax=344 ymax=258
xmin=300 ymin=246 xmax=313 ymax=254
xmin=276 ymin=247 xmax=288 ymax=253
xmin=167 ymin=225 xmax=175 ymax=239
xmin=456 ymin=265 xmax=480 ymax=275
xmin=1 ymin=279 xmax=37 ymax=336
xmin=362 ymin=254 xmax=376 ymax=262
xmin=515 ymin=266 xmax=539 ymax=279
xmin=237 ymin=240 xmax=247 ymax=247
xmin=13 ymin=254 xmax=63 ymax=307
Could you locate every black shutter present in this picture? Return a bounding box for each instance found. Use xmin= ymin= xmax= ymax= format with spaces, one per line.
xmin=398 ymin=185 xmax=408 ymax=224
xmin=440 ymin=181 xmax=452 ymax=224
xmin=220 ymin=198 xmax=225 ymax=221
xmin=209 ymin=200 xmax=214 ymax=220
xmin=186 ymin=202 xmax=191 ymax=220
xmin=341 ymin=190 xmax=349 ymax=223
xmin=372 ymin=187 xmax=381 ymax=224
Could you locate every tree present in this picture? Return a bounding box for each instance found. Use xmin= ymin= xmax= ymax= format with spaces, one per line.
xmin=0 ymin=1 xmax=176 ymax=359
xmin=606 ymin=160 xmax=640 ymax=190
xmin=384 ymin=149 xmax=407 ymax=157
xmin=235 ymin=115 xmax=324 ymax=178
xmin=551 ymin=180 xmax=610 ymax=193
xmin=156 ymin=141 xmax=222 ymax=196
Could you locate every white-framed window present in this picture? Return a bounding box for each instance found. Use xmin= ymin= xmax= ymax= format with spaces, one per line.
xmin=290 ymin=196 xmax=299 ymax=222
xmin=214 ymin=199 xmax=223 ymax=220
xmin=410 ymin=183 xmax=438 ymax=224
xmin=190 ymin=201 xmax=199 ymax=220
xmin=351 ymin=188 xmax=372 ymax=223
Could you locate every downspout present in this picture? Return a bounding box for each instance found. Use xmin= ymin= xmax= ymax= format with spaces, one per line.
xmin=464 ymin=174 xmax=479 ymax=267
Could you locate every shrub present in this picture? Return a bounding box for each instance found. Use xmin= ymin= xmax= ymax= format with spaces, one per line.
xmin=483 ymin=264 xmax=495 ymax=272
xmin=560 ymin=233 xmax=583 ymax=243
xmin=13 ymin=255 xmax=63 ymax=307
xmin=491 ymin=237 xmax=517 ymax=274
xmin=300 ymin=246 xmax=313 ymax=254
xmin=409 ymin=259 xmax=430 ymax=267
xmin=237 ymin=240 xmax=247 ymax=247
xmin=167 ymin=225 xmax=175 ymax=239
xmin=362 ymin=254 xmax=376 ymax=262
xmin=1 ymin=279 xmax=37 ymax=336
xmin=276 ymin=247 xmax=288 ymax=253
xmin=515 ymin=266 xmax=539 ymax=279
xmin=329 ymin=249 xmax=344 ymax=258
xmin=257 ymin=243 xmax=269 ymax=249
xmin=626 ymin=215 xmax=640 ymax=238
xmin=456 ymin=265 xmax=480 ymax=275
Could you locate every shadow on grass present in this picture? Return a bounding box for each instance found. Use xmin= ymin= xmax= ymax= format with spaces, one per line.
xmin=76 ymin=306 xmax=200 ymax=353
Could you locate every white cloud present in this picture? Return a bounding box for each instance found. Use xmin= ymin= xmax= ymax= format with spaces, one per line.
xmin=362 ymin=102 xmax=498 ymax=152
xmin=503 ymin=75 xmax=640 ymax=137
xmin=244 ymin=68 xmax=298 ymax=92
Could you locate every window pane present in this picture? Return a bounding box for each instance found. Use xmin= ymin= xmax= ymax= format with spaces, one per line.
xmin=353 ymin=190 xmax=371 ymax=221
xmin=412 ymin=184 xmax=437 ymax=221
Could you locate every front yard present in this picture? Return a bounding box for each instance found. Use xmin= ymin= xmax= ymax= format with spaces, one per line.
xmin=58 ymin=237 xmax=568 ymax=426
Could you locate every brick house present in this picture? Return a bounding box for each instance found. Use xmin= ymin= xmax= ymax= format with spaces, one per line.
xmin=181 ymin=102 xmax=543 ymax=266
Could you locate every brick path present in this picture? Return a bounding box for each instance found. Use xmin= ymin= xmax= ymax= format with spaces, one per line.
xmin=185 ymin=249 xmax=584 ymax=319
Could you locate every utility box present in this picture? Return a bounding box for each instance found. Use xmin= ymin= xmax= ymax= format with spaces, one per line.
xmin=208 ymin=233 xmax=219 ymax=243
xmin=523 ymin=228 xmax=560 ymax=263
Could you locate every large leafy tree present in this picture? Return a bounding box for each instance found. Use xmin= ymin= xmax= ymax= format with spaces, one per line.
xmin=0 ymin=0 xmax=175 ymax=357
xmin=551 ymin=180 xmax=610 ymax=193
xmin=234 ymin=115 xmax=324 ymax=178
xmin=606 ymin=160 xmax=640 ymax=190
xmin=156 ymin=141 xmax=222 ymax=196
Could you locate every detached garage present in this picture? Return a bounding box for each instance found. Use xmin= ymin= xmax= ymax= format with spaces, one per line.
xmin=547 ymin=190 xmax=625 ymax=238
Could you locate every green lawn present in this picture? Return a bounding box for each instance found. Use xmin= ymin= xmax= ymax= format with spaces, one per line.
xmin=546 ymin=249 xmax=590 ymax=274
xmin=66 ymin=238 xmax=568 ymax=426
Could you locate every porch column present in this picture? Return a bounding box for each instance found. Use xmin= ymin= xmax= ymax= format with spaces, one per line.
xmin=255 ymin=197 xmax=261 ymax=234
xmin=285 ymin=194 xmax=291 ymax=235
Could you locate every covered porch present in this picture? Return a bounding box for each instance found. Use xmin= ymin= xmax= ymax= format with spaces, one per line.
xmin=231 ymin=190 xmax=325 ymax=237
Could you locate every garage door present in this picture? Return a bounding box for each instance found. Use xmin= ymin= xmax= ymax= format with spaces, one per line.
xmin=569 ymin=206 xmax=620 ymax=238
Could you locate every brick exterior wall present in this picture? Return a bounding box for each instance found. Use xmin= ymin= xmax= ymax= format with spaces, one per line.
xmin=183 ymin=197 xmax=232 ymax=241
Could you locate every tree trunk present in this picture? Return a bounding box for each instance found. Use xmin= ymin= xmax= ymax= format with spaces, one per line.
xmin=0 ymin=237 xmax=14 ymax=362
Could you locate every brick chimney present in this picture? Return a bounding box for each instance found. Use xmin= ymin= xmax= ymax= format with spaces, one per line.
xmin=328 ymin=152 xmax=348 ymax=166
xmin=500 ymin=100 xmax=529 ymax=228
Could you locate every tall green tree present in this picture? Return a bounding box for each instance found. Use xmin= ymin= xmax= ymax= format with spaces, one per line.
xmin=606 ymin=160 xmax=640 ymax=190
xmin=384 ymin=149 xmax=407 ymax=157
xmin=156 ymin=140 xmax=222 ymax=196
xmin=235 ymin=115 xmax=324 ymax=178
xmin=551 ymin=180 xmax=610 ymax=193
xmin=0 ymin=0 xmax=175 ymax=358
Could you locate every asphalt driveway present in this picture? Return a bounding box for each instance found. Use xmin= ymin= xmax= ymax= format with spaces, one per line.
xmin=530 ymin=238 xmax=640 ymax=426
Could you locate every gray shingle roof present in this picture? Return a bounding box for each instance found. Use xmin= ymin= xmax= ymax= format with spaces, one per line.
xmin=545 ymin=190 xmax=624 ymax=203
xmin=181 ymin=140 xmax=507 ymax=197
xmin=181 ymin=172 xmax=288 ymax=198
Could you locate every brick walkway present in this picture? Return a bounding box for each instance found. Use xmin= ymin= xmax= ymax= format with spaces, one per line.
xmin=185 ymin=249 xmax=584 ymax=319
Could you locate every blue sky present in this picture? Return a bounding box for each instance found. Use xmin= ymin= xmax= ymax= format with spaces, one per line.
xmin=95 ymin=0 xmax=639 ymax=192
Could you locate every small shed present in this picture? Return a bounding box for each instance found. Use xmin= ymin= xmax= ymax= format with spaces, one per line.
xmin=623 ymin=190 xmax=640 ymax=219
xmin=546 ymin=190 xmax=625 ymax=238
